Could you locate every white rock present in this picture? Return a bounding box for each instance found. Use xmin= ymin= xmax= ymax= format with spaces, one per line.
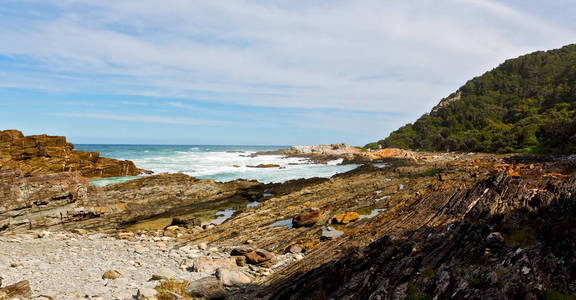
xmin=137 ymin=288 xmax=158 ymax=300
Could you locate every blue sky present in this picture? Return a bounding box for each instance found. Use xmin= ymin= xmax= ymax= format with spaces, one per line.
xmin=0 ymin=0 xmax=574 ymax=145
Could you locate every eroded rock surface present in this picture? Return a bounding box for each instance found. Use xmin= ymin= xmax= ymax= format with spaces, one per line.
xmin=0 ymin=129 xmax=149 ymax=178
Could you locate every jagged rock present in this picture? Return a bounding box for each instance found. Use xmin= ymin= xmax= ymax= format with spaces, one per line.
xmin=186 ymin=277 xmax=227 ymax=299
xmin=292 ymin=209 xmax=321 ymax=228
xmin=215 ymin=268 xmax=252 ymax=286
xmin=331 ymin=212 xmax=359 ymax=224
xmin=0 ymin=129 xmax=149 ymax=178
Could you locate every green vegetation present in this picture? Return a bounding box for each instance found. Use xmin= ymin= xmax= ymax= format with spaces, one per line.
xmin=371 ymin=44 xmax=576 ymax=154
xmin=542 ymin=288 xmax=576 ymax=300
xmin=403 ymin=281 xmax=433 ymax=300
xmin=503 ymin=229 xmax=535 ymax=248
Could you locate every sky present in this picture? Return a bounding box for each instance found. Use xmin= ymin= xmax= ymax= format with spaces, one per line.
xmin=0 ymin=0 xmax=574 ymax=145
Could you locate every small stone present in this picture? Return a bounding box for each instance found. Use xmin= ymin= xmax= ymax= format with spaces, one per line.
xmin=37 ymin=230 xmax=51 ymax=238
xmin=157 ymin=242 xmax=168 ymax=249
xmin=102 ymin=270 xmax=122 ymax=280
xmin=150 ymin=267 xmax=176 ymax=281
xmin=215 ymin=268 xmax=252 ymax=286
xmin=10 ymin=262 xmax=23 ymax=268
xmin=234 ymin=256 xmax=247 ymax=267
xmin=137 ymin=287 xmax=157 ymax=300
xmin=288 ymin=245 xmax=303 ymax=254
xmin=118 ymin=232 xmax=135 ymax=239
xmin=71 ymin=228 xmax=88 ymax=235
xmin=165 ymin=225 xmax=180 ymax=232
xmin=198 ymin=242 xmax=208 ymax=250
xmin=134 ymin=246 xmax=148 ymax=254
xmin=245 ymin=239 xmax=254 ymax=245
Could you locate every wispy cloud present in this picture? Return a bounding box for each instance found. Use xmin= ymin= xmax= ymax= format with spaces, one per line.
xmin=0 ymin=0 xmax=573 ymax=113
xmin=52 ymin=112 xmax=233 ymax=126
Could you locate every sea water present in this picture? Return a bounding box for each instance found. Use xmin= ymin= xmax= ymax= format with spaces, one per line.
xmin=75 ymin=145 xmax=359 ymax=186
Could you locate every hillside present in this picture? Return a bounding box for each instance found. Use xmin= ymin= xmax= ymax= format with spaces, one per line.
xmin=370 ymin=44 xmax=576 ymax=154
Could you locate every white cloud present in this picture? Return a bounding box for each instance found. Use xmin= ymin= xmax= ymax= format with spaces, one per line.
xmin=52 ymin=112 xmax=233 ymax=126
xmin=0 ymin=0 xmax=573 ymax=114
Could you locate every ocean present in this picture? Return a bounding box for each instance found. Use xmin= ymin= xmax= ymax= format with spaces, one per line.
xmin=75 ymin=144 xmax=359 ymax=187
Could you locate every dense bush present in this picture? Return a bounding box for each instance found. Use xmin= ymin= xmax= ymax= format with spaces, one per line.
xmin=371 ymin=44 xmax=576 ymax=154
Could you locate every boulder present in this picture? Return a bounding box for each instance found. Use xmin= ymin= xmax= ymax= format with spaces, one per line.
xmin=191 ymin=257 xmax=237 ymax=274
xmin=230 ymin=246 xmax=254 ymax=256
xmin=215 ymin=268 xmax=252 ymax=286
xmin=244 ymin=249 xmax=274 ymax=265
xmin=292 ymin=209 xmax=321 ymax=228
xmin=332 ymin=212 xmax=360 ymax=224
xmin=186 ymin=277 xmax=227 ymax=299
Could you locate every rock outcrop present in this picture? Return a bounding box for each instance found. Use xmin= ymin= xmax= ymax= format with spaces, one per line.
xmin=256 ymin=142 xmax=418 ymax=164
xmin=0 ymin=129 xmax=149 ymax=178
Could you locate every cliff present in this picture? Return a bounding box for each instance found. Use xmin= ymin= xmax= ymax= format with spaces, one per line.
xmin=0 ymin=129 xmax=148 ymax=178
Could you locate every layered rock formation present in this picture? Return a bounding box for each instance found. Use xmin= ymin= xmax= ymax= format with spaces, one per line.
xmin=0 ymin=170 xmax=265 ymax=233
xmin=0 ymin=129 xmax=148 ymax=178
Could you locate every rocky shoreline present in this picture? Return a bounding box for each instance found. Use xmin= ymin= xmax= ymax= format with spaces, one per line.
xmin=255 ymin=143 xmax=418 ymax=164
xmin=0 ymin=130 xmax=150 ymax=178
xmin=2 ymin=133 xmax=576 ymax=299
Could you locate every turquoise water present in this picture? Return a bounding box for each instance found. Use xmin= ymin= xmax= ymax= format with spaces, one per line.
xmin=76 ymin=144 xmax=359 ymax=186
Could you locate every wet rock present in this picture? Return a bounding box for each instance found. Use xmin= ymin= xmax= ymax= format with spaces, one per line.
xmin=292 ymin=209 xmax=321 ymax=228
xmin=186 ymin=277 xmax=227 ymax=299
xmin=215 ymin=268 xmax=252 ymax=286
xmin=247 ymin=164 xmax=281 ymax=168
xmin=191 ymin=257 xmax=237 ymax=273
xmin=102 ymin=270 xmax=122 ymax=280
xmin=169 ymin=216 xmax=201 ymax=229
xmin=331 ymin=212 xmax=359 ymax=224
